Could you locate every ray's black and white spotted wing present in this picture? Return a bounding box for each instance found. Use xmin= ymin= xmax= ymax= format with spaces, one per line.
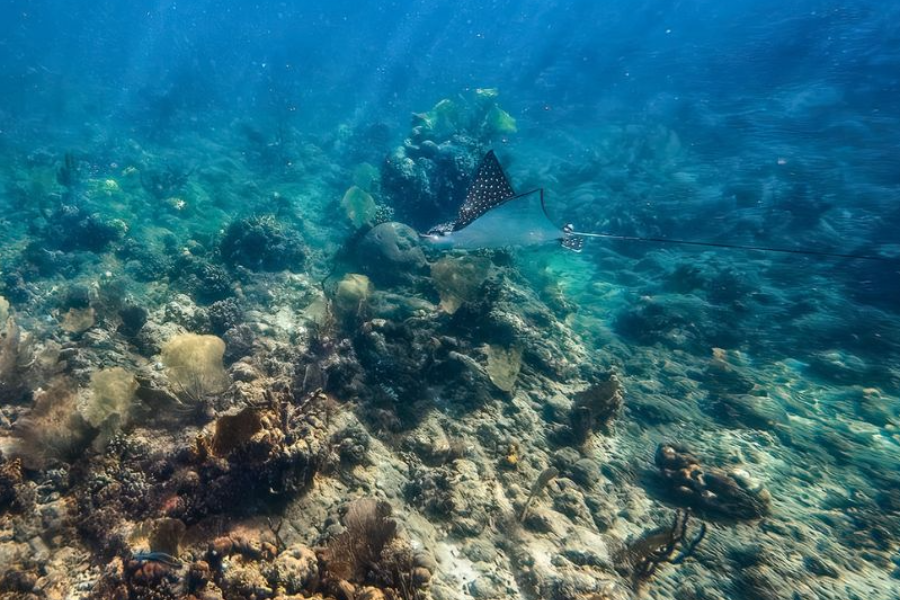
xmin=454 ymin=150 xmax=517 ymax=231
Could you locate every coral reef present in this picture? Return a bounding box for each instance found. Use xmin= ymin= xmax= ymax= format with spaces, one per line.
xmin=654 ymin=443 xmax=771 ymax=520
xmin=220 ymin=214 xmax=306 ymax=272
xmin=381 ymin=90 xmax=517 ymax=229
xmin=0 ymin=77 xmax=896 ymax=600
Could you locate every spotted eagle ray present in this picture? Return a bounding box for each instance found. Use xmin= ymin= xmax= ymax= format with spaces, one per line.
xmin=421 ymin=150 xmax=583 ymax=251
xmin=421 ymin=150 xmax=890 ymax=261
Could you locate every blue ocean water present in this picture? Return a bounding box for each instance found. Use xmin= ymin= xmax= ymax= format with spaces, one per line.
xmin=0 ymin=1 xmax=898 ymax=599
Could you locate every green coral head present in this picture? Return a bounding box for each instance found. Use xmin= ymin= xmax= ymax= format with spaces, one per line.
xmin=412 ymin=98 xmax=461 ymax=138
xmin=475 ymin=87 xmax=500 ymax=101
xmin=484 ymin=105 xmax=517 ymax=135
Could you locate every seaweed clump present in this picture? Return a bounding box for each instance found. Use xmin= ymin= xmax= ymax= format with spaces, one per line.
xmin=219 ymin=214 xmax=306 ymax=272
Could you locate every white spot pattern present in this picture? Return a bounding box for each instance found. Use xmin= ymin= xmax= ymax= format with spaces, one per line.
xmin=454 ymin=150 xmax=516 ymax=231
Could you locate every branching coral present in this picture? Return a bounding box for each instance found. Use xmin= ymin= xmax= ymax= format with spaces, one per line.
xmin=323 ymin=498 xmax=431 ymax=600
xmin=614 ymin=509 xmax=707 ymax=591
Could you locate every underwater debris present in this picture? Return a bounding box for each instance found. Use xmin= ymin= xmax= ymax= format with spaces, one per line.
xmin=613 ymin=509 xmax=707 ymax=591
xmin=654 ymin=443 xmax=771 ymax=520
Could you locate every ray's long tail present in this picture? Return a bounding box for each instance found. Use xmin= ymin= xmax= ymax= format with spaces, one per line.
xmin=525 ymin=187 xmax=893 ymax=262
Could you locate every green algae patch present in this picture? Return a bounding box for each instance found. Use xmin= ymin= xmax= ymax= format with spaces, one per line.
xmin=341 ymin=186 xmax=377 ymax=228
xmin=484 ymin=105 xmax=517 ymax=135
xmin=161 ymin=333 xmax=229 ymax=400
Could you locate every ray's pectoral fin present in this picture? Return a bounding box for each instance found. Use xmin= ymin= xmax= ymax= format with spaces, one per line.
xmin=454 ymin=150 xmax=518 ymax=230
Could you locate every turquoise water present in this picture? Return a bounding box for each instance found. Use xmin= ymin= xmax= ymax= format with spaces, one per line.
xmin=0 ymin=2 xmax=898 ymax=599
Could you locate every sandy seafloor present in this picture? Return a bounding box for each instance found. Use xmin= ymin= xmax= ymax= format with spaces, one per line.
xmin=0 ymin=89 xmax=898 ymax=600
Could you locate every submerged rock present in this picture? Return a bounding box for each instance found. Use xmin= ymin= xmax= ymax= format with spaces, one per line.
xmin=355 ymin=222 xmax=428 ymax=286
xmin=220 ymin=214 xmax=306 ymax=272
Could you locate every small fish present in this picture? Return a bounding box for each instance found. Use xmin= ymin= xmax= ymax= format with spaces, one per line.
xmin=132 ymin=550 xmax=183 ymax=568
